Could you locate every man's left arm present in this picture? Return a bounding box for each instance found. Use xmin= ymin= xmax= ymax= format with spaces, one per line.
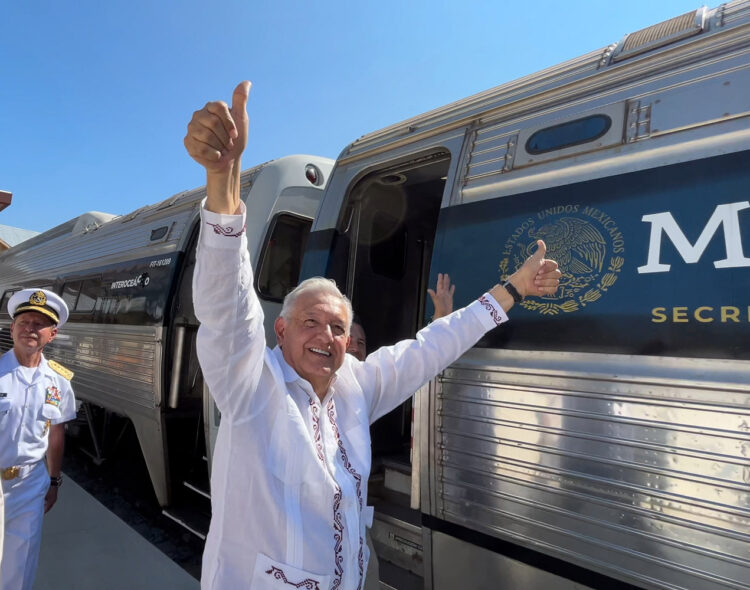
xmin=45 ymin=377 xmax=76 ymax=513
xmin=359 ymin=240 xmax=560 ymax=422
xmin=44 ymin=424 xmax=64 ymax=513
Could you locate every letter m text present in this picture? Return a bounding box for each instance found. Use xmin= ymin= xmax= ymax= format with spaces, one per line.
xmin=638 ymin=201 xmax=750 ymax=274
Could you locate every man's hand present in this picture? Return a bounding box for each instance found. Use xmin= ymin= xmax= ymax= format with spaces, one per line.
xmin=184 ymin=81 xmax=251 ymax=215
xmin=427 ymin=273 xmax=455 ymax=320
xmin=509 ymin=240 xmax=561 ymax=298
xmin=184 ymin=81 xmax=251 ymax=174
xmin=44 ymin=485 xmax=58 ymax=514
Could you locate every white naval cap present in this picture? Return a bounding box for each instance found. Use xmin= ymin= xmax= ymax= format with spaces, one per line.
xmin=8 ymin=288 xmax=69 ymax=328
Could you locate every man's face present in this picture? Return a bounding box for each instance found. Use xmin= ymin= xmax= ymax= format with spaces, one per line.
xmin=11 ymin=311 xmax=58 ymax=357
xmin=274 ymin=291 xmax=350 ymax=397
xmin=347 ymin=322 xmax=367 ymax=362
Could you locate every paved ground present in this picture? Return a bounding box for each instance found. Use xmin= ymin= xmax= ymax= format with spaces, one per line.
xmin=49 ymin=426 xmax=204 ymax=579
xmin=34 ymin=476 xmax=199 ymax=590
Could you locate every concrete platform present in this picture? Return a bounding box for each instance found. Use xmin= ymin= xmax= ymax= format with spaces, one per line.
xmin=34 ymin=475 xmax=199 ymax=590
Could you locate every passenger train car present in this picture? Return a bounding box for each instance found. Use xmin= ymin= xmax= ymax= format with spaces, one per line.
xmin=0 ymin=156 xmax=334 ymax=522
xmin=300 ymin=2 xmax=750 ymax=589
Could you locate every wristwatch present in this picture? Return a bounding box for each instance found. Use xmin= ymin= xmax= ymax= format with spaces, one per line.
xmin=50 ymin=475 xmax=63 ymax=488
xmin=502 ymin=280 xmax=524 ymax=303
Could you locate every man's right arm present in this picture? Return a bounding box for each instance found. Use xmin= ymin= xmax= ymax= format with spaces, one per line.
xmin=187 ymin=82 xmax=268 ymax=420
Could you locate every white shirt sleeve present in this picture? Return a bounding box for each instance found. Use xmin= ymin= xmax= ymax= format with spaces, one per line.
xmin=193 ymin=200 xmax=268 ymax=421
xmin=355 ymin=292 xmax=508 ymax=423
xmin=55 ymin=379 xmax=76 ymax=424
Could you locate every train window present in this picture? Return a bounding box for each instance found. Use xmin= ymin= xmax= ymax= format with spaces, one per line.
xmin=97 ymin=294 xmax=150 ymax=323
xmin=257 ymin=213 xmax=312 ymax=301
xmin=150 ymin=226 xmax=169 ymax=241
xmin=61 ymin=282 xmax=81 ymax=310
xmin=76 ymin=279 xmax=102 ymax=313
xmin=525 ymin=114 xmax=612 ymax=155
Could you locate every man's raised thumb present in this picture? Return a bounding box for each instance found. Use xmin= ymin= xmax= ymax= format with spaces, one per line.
xmin=231 ymin=81 xmax=251 ymax=126
xmin=530 ymin=239 xmax=547 ymax=263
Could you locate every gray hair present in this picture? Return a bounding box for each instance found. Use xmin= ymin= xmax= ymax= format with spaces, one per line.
xmin=280 ymin=277 xmax=353 ymax=330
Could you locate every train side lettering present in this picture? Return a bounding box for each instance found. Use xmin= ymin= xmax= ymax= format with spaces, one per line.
xmin=651 ymin=305 xmax=750 ymax=322
xmin=638 ymin=201 xmax=750 ymax=274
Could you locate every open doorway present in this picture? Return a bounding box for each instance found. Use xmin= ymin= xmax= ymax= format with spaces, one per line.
xmin=341 ymin=150 xmax=451 ymax=485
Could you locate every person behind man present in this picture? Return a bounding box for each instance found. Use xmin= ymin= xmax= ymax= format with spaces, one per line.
xmin=0 ymin=289 xmax=75 ymax=590
xmin=185 ymin=81 xmax=561 ymax=590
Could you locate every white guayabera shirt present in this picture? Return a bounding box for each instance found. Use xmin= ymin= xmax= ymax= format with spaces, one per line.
xmin=194 ymin=202 xmax=507 ymax=590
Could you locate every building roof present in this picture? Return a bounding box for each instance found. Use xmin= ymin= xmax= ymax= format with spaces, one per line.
xmin=0 ymin=223 xmax=40 ymax=248
xmin=0 ymin=191 xmax=11 ymax=213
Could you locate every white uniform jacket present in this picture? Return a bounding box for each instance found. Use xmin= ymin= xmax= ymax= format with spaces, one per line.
xmin=0 ymin=349 xmax=76 ymax=469
xmin=0 ymin=349 xmax=76 ymax=590
xmin=194 ymin=203 xmax=507 ymax=590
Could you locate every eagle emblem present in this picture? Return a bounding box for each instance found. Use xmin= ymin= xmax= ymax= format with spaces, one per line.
xmin=29 ymin=291 xmax=47 ymax=306
xmin=528 ymin=217 xmax=607 ymax=299
xmin=500 ymin=205 xmax=625 ymax=315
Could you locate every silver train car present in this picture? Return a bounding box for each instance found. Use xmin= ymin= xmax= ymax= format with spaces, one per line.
xmin=0 ymin=155 xmax=334 ymax=513
xmin=300 ymin=2 xmax=750 ymax=589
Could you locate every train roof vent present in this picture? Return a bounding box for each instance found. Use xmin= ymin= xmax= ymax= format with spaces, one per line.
xmin=611 ymin=7 xmax=706 ymax=63
xmin=71 ymin=211 xmax=118 ymax=236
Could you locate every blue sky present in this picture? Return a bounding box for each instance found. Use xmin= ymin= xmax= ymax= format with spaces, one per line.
xmin=1 ymin=0 xmax=705 ymax=233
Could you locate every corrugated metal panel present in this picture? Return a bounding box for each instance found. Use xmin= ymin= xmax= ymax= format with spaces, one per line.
xmin=715 ymin=0 xmax=750 ymax=27
xmin=612 ymin=9 xmax=705 ymax=63
xmin=0 ymin=323 xmax=160 ymax=410
xmin=46 ymin=324 xmax=161 ymax=410
xmin=622 ymin=11 xmax=697 ymax=51
xmin=460 ymin=125 xmax=518 ymax=193
xmin=433 ymin=351 xmax=750 ymax=589
xmin=0 ymin=329 xmax=12 ymax=353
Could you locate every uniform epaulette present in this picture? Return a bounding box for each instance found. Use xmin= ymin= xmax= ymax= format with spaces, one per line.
xmin=48 ymin=360 xmax=74 ymax=381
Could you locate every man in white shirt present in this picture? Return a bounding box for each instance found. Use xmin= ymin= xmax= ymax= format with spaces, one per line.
xmin=185 ymin=81 xmax=561 ymax=590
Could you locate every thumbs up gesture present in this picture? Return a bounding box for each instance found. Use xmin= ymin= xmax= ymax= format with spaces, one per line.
xmin=185 ymin=81 xmax=251 ymax=173
xmin=508 ymin=240 xmax=561 ymax=298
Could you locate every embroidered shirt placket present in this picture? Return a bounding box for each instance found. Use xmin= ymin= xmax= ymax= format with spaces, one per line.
xmin=308 ymin=388 xmax=363 ymax=590
xmin=327 ymin=399 xmax=365 ymax=590
xmin=308 ymin=393 xmax=345 ymax=589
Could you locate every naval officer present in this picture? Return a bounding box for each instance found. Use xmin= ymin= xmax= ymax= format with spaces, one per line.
xmin=0 ymin=289 xmax=76 ymax=590
xmin=185 ymin=81 xmax=561 ymax=589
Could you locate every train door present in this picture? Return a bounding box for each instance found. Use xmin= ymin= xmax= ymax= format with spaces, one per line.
xmin=334 ymin=150 xmax=452 ymax=587
xmin=161 ymin=222 xmax=211 ymax=536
